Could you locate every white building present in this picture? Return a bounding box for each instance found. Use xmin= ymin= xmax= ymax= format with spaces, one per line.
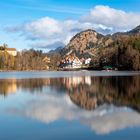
xmin=85 ymin=58 xmax=91 ymax=65
xmin=6 ymin=48 xmax=17 ymax=56
xmin=72 ymin=58 xmax=82 ymax=68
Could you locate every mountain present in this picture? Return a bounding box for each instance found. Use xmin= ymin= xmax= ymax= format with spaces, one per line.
xmin=66 ymin=29 xmax=104 ymax=50
xmin=63 ymin=29 xmax=115 ymax=58
xmin=113 ymin=25 xmax=140 ymax=36
xmin=60 ymin=25 xmax=140 ymax=70
xmin=47 ymin=46 xmax=63 ymax=55
xmin=127 ymin=25 xmax=140 ymax=35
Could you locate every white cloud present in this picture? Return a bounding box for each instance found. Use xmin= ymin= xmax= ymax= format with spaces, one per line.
xmin=84 ymin=110 xmax=140 ymax=134
xmin=25 ymin=17 xmax=62 ymax=38
xmin=83 ymin=5 xmax=140 ymax=32
xmin=6 ymin=18 xmax=95 ymax=49
xmin=5 ymin=5 xmax=140 ymax=50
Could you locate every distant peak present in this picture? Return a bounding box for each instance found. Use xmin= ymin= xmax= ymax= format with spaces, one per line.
xmin=70 ymin=29 xmax=104 ymax=42
xmin=134 ymin=25 xmax=140 ymax=30
xmin=127 ymin=25 xmax=140 ymax=34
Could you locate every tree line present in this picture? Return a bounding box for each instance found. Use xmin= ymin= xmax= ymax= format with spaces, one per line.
xmin=93 ymin=35 xmax=140 ymax=70
xmin=0 ymin=44 xmax=61 ymax=71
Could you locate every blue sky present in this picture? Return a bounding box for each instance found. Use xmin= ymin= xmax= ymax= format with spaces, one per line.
xmin=0 ymin=0 xmax=140 ymax=51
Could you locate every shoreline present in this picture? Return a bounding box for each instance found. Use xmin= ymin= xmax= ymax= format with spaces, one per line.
xmin=0 ymin=69 xmax=140 ymax=72
xmin=0 ymin=71 xmax=140 ymax=80
xmin=0 ymin=70 xmax=54 ymax=72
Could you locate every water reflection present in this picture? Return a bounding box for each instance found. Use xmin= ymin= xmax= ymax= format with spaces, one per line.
xmin=67 ymin=76 xmax=140 ymax=112
xmin=0 ymin=76 xmax=140 ymax=135
xmin=0 ymin=79 xmax=17 ymax=96
xmin=0 ymin=76 xmax=140 ymax=112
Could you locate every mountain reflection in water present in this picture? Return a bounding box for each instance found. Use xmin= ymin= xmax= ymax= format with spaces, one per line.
xmin=0 ymin=76 xmax=140 ymax=135
xmin=0 ymin=76 xmax=140 ymax=112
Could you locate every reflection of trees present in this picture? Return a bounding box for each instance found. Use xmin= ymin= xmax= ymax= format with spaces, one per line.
xmin=68 ymin=76 xmax=140 ymax=112
xmin=97 ymin=76 xmax=140 ymax=112
xmin=17 ymin=79 xmax=50 ymax=93
xmin=0 ymin=79 xmax=51 ymax=95
xmin=0 ymin=78 xmax=66 ymax=96
xmin=16 ymin=78 xmax=66 ymax=93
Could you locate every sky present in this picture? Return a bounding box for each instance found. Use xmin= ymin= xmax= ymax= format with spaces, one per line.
xmin=0 ymin=0 xmax=140 ymax=51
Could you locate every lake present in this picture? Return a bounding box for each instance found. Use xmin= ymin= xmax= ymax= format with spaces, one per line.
xmin=0 ymin=71 xmax=140 ymax=140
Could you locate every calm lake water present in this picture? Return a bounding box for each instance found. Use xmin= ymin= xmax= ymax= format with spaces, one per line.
xmin=0 ymin=71 xmax=140 ymax=140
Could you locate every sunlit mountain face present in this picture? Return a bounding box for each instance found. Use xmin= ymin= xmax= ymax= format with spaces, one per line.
xmin=0 ymin=75 xmax=140 ymax=135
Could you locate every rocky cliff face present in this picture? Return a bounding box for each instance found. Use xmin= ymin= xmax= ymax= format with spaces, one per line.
xmin=66 ymin=29 xmax=103 ymax=50
xmin=63 ymin=29 xmax=112 ymax=58
xmin=62 ymin=29 xmax=116 ymax=59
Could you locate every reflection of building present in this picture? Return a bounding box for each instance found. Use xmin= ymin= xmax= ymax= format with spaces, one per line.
xmin=63 ymin=77 xmax=83 ymax=88
xmin=0 ymin=79 xmax=17 ymax=96
xmin=63 ymin=76 xmax=91 ymax=89
xmin=7 ymin=79 xmax=17 ymax=93
xmin=85 ymin=76 xmax=91 ymax=85
xmin=63 ymin=76 xmax=91 ymax=88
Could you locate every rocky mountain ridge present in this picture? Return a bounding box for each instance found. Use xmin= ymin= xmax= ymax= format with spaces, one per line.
xmin=63 ymin=25 xmax=140 ymax=57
